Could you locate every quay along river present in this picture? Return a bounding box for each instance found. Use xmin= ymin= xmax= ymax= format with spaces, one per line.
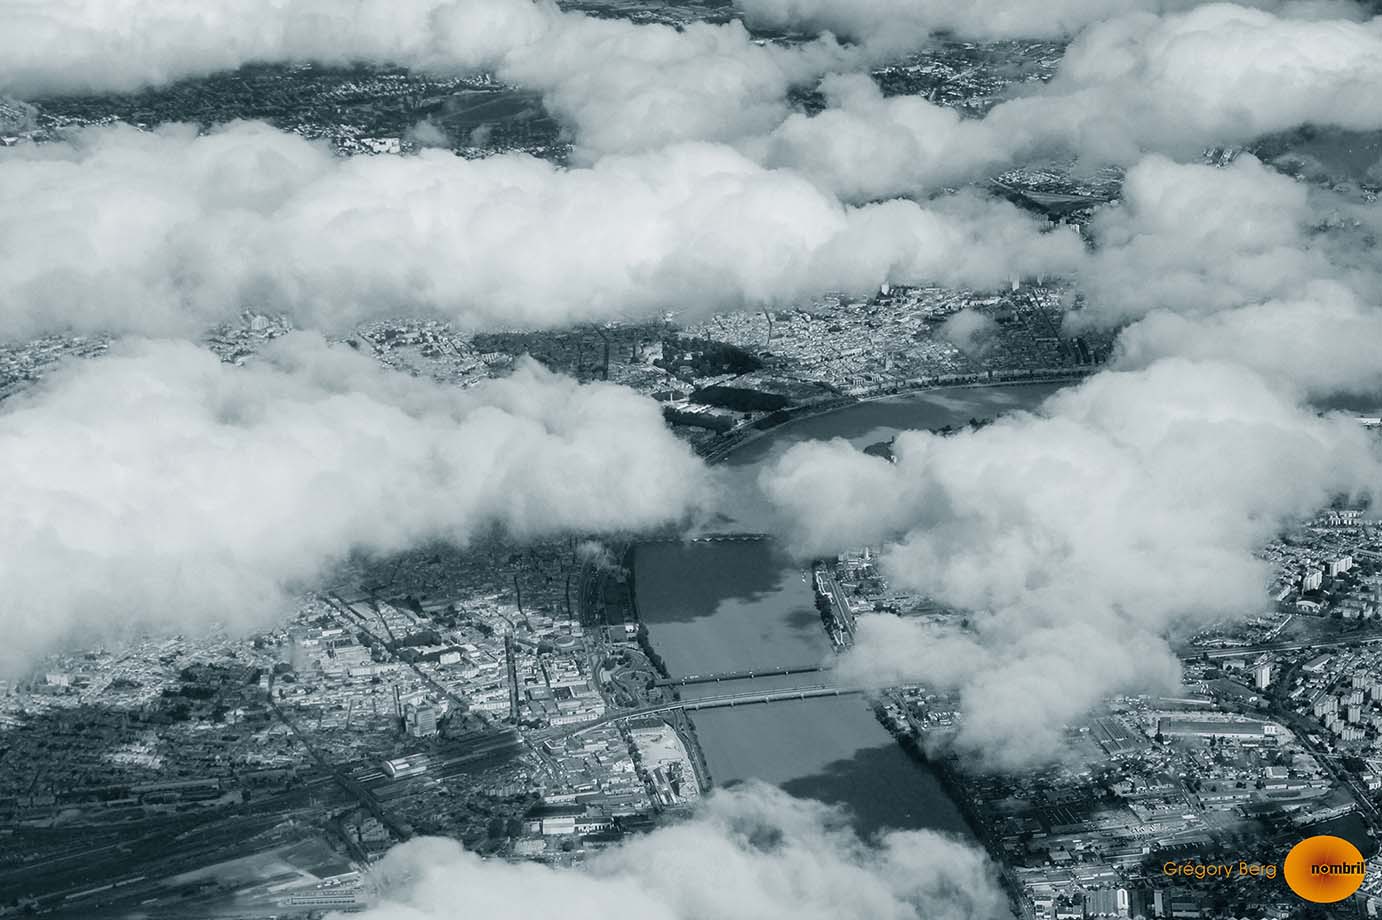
xmin=633 ymin=383 xmax=1066 ymax=838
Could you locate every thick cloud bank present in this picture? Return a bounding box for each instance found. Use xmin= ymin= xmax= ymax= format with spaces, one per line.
xmin=1023 ymin=4 xmax=1382 ymax=161
xmin=0 ymin=334 xmax=708 ymax=673
xmin=1115 ymin=284 xmax=1382 ymax=397
xmin=0 ymin=0 xmax=489 ymax=96
xmin=0 ymin=121 xmax=1081 ymax=338
xmin=758 ymin=5 xmax=1382 ymax=199
xmin=1080 ymin=155 xmax=1382 ymax=396
xmin=761 ymin=361 xmax=1380 ymax=766
xmin=0 ymin=0 xmax=851 ymax=157
xmin=734 ymin=0 xmax=1363 ymax=42
xmin=752 ymin=145 xmax=1382 ymax=768
xmin=491 ymin=14 xmax=852 ymax=158
xmin=6 ymin=0 xmax=1378 ymax=166
xmin=1082 ymin=155 xmax=1332 ymax=323
xmin=351 ymin=784 xmax=1002 ymax=920
xmin=757 ymin=74 xmax=1012 ymax=203
xmin=8 ymin=0 xmax=1380 ymax=186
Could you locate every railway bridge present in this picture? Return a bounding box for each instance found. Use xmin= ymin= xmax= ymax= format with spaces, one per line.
xmin=653 ymin=663 xmax=830 ymax=687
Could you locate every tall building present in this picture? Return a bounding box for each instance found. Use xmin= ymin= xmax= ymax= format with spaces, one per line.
xmin=1255 ymin=662 xmax=1273 ymax=691
xmin=406 ymin=704 xmax=438 ymax=738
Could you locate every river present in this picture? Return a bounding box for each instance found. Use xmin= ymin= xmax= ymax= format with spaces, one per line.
xmin=633 ymin=383 xmax=1066 ymax=839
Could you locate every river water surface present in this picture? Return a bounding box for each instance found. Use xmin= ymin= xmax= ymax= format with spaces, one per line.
xmin=634 ymin=383 xmax=1067 ymax=838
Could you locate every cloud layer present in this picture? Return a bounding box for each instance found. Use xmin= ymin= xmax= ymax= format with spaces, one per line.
xmin=0 ymin=333 xmax=708 ymax=673
xmin=1079 ymin=155 xmax=1382 ymax=396
xmin=4 ymin=0 xmax=1380 ymax=788
xmin=1114 ymin=284 xmax=1382 ymax=397
xmin=0 ymin=0 xmax=473 ymax=96
xmin=756 ymin=6 xmax=1382 ymax=200
xmin=734 ymin=0 xmax=1365 ymax=42
xmin=755 ymin=74 xmax=1012 ymax=203
xmin=7 ymin=0 xmax=1377 ymax=171
xmin=0 ymin=121 xmax=1081 ymax=338
xmin=1024 ymin=4 xmax=1382 ymax=160
xmin=1080 ymin=154 xmax=1331 ymax=323
xmin=353 ymin=784 xmax=1003 ymax=920
xmin=751 ymin=92 xmax=1382 ymax=769
xmin=491 ymin=13 xmax=854 ymax=159
xmin=0 ymin=0 xmax=856 ymax=158
xmin=761 ymin=360 xmax=1380 ymax=765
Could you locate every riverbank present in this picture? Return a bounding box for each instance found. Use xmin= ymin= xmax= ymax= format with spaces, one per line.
xmin=900 ymin=729 xmax=1030 ymax=919
xmin=668 ymin=709 xmax=713 ymax=794
xmin=622 ymin=544 xmax=713 ymax=795
xmin=870 ymin=700 xmax=1030 ymax=917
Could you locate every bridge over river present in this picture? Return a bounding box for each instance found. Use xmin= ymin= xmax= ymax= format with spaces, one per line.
xmin=653 ymin=663 xmax=831 ymax=687
xmin=636 ymin=532 xmax=770 ymax=545
xmin=568 ymin=684 xmax=865 ymax=736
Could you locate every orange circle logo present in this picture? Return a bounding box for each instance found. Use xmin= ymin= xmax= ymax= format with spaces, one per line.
xmin=1283 ymin=835 xmax=1366 ymax=902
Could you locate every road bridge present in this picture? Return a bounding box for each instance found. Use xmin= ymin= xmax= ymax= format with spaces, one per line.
xmin=569 ymin=685 xmax=865 ymax=735
xmin=654 ymin=664 xmax=830 ymax=686
xmin=637 ymin=532 xmax=770 ymax=545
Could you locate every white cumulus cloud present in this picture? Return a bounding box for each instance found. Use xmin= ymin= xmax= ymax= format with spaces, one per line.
xmin=760 ymin=360 xmax=1381 ymax=765
xmin=350 ymin=784 xmax=1003 ymax=920
xmin=1073 ymin=155 xmax=1382 ymax=397
xmin=0 ymin=121 xmax=1083 ymax=339
xmin=1114 ymin=283 xmax=1382 ymax=397
xmin=754 ymin=6 xmax=1382 ymax=199
xmin=0 ymin=0 xmax=855 ymax=158
xmin=0 ymin=333 xmax=709 ymax=673
xmin=734 ymin=0 xmax=1365 ymax=43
